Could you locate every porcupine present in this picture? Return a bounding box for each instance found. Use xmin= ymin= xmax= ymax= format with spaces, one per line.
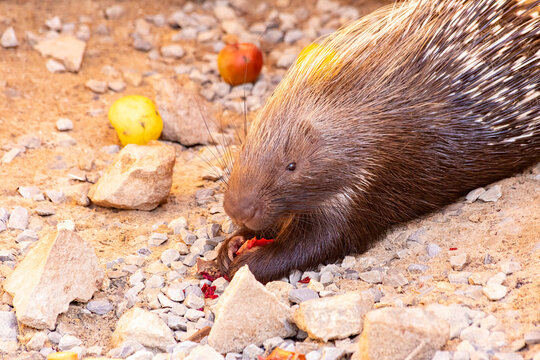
xmin=216 ymin=0 xmax=540 ymax=283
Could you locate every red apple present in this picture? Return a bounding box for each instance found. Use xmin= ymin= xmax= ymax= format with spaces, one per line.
xmin=217 ymin=42 xmax=263 ymax=86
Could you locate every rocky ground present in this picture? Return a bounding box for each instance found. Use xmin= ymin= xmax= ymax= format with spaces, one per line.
xmin=0 ymin=0 xmax=539 ymax=360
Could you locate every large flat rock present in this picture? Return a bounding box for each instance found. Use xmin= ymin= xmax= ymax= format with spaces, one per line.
xmin=88 ymin=141 xmax=176 ymax=211
xmin=4 ymin=230 xmax=103 ymax=329
xmin=208 ymin=265 xmax=295 ymax=353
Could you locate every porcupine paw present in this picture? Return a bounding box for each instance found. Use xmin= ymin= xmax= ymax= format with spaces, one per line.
xmin=227 ymin=243 xmax=289 ymax=284
xmin=216 ymin=234 xmax=247 ymax=276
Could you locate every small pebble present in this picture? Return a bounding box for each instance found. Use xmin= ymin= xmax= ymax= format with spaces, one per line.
xmin=426 ymin=243 xmax=441 ymax=257
xmin=1 ymin=27 xmax=18 ymax=48
xmin=450 ymin=253 xmax=470 ymax=271
xmin=7 ymin=206 xmax=28 ymax=230
xmin=483 ymin=283 xmax=507 ymax=301
xmin=161 ymin=44 xmax=185 ymax=58
xmin=85 ymin=79 xmax=108 ymax=94
xmin=478 ymin=185 xmax=502 ymax=202
xmin=108 ymin=80 xmax=126 ymax=92
xmin=465 ymin=187 xmax=485 ymax=203
xmin=56 ymin=118 xmax=74 ymax=131
xmin=288 ymin=288 xmax=319 ymax=304
xmin=87 ymin=299 xmax=113 ymax=315
xmin=359 ymin=270 xmax=383 ymax=284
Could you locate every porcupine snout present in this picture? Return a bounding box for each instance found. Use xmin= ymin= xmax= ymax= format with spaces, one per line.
xmin=223 ymin=190 xmax=265 ymax=230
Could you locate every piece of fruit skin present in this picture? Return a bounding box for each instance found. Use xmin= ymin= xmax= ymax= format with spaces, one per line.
xmin=217 ymin=42 xmax=263 ymax=86
xmin=108 ymin=95 xmax=163 ymax=146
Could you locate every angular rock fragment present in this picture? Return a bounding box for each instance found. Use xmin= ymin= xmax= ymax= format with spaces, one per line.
xmin=111 ymin=307 xmax=175 ymax=351
xmin=208 ymin=265 xmax=295 ymax=353
xmin=293 ymin=292 xmax=373 ymax=341
xmin=357 ymin=307 xmax=449 ymax=360
xmin=88 ymin=141 xmax=176 ymax=210
xmin=153 ymin=77 xmax=218 ymax=146
xmin=4 ymin=230 xmax=103 ymax=329
xmin=34 ymin=35 xmax=86 ymax=72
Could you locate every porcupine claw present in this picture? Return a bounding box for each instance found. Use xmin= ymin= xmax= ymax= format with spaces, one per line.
xmin=216 ymin=228 xmax=257 ymax=276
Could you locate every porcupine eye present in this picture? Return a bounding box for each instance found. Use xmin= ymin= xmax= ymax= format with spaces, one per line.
xmin=286 ymin=162 xmax=296 ymax=171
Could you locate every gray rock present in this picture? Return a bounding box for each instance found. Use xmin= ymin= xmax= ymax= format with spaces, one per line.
xmin=0 ymin=311 xmax=18 ymax=340
xmin=146 ymin=275 xmax=165 ymax=289
xmin=184 ymin=293 xmax=205 ymax=309
xmin=149 ymin=233 xmax=168 ymax=247
xmin=161 ymin=249 xmax=180 ymax=266
xmin=1 ymin=27 xmax=18 ymax=48
xmin=154 ymin=78 xmax=218 ymax=146
xmin=108 ymin=80 xmax=126 ymax=92
xmin=289 ymin=288 xmax=319 ymax=304
xmin=284 ymin=29 xmax=304 ymax=44
xmin=16 ymin=229 xmax=38 ymax=243
xmin=87 ymin=299 xmax=113 ymax=315
xmin=460 ymin=326 xmax=490 ymax=349
xmin=263 ymin=29 xmax=283 ymax=43
xmin=382 ymin=269 xmax=408 ymax=287
xmin=465 ymin=187 xmax=485 ymax=203
xmin=161 ymin=44 xmax=185 ymax=58
xmin=276 ymin=51 xmax=297 ymax=69
xmin=478 ymin=185 xmax=502 ymax=202
xmin=58 ymin=334 xmax=82 ymax=350
xmin=407 ymin=263 xmax=429 ymax=274
xmin=359 ymin=270 xmax=383 ymax=284
xmin=7 ymin=206 xmax=28 ymax=230
xmin=426 ymin=243 xmax=442 ymax=257
xmin=185 ymin=309 xmax=205 ymax=321
xmin=0 ymin=249 xmax=15 ymax=262
xmin=183 ymin=253 xmax=199 ymax=267
xmin=448 ymin=272 xmax=471 ymax=284
xmin=450 ymin=253 xmax=470 ymax=271
xmin=499 ymin=260 xmax=521 ymax=275
xmin=85 ymin=79 xmax=108 ymax=93
xmin=45 ymin=189 xmax=66 ymax=204
xmin=167 ymin=315 xmax=188 ymax=331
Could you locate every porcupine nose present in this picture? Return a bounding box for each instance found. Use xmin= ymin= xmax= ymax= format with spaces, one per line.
xmin=223 ymin=192 xmax=261 ymax=229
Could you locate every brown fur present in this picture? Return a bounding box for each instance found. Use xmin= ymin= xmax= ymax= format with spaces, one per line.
xmin=217 ymin=0 xmax=540 ymax=283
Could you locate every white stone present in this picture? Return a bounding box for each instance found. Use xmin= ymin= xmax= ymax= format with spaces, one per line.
xmin=293 ymin=292 xmax=373 ymax=341
xmin=35 ymin=35 xmax=86 ymax=72
xmin=89 ymin=141 xmax=176 ymax=211
xmin=111 ymin=307 xmax=175 ymax=351
xmin=56 ymin=118 xmax=73 ymax=131
xmin=208 ymin=266 xmax=295 ymax=353
xmin=1 ymin=27 xmax=18 ymax=48
xmin=4 ymin=230 xmax=103 ymax=329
